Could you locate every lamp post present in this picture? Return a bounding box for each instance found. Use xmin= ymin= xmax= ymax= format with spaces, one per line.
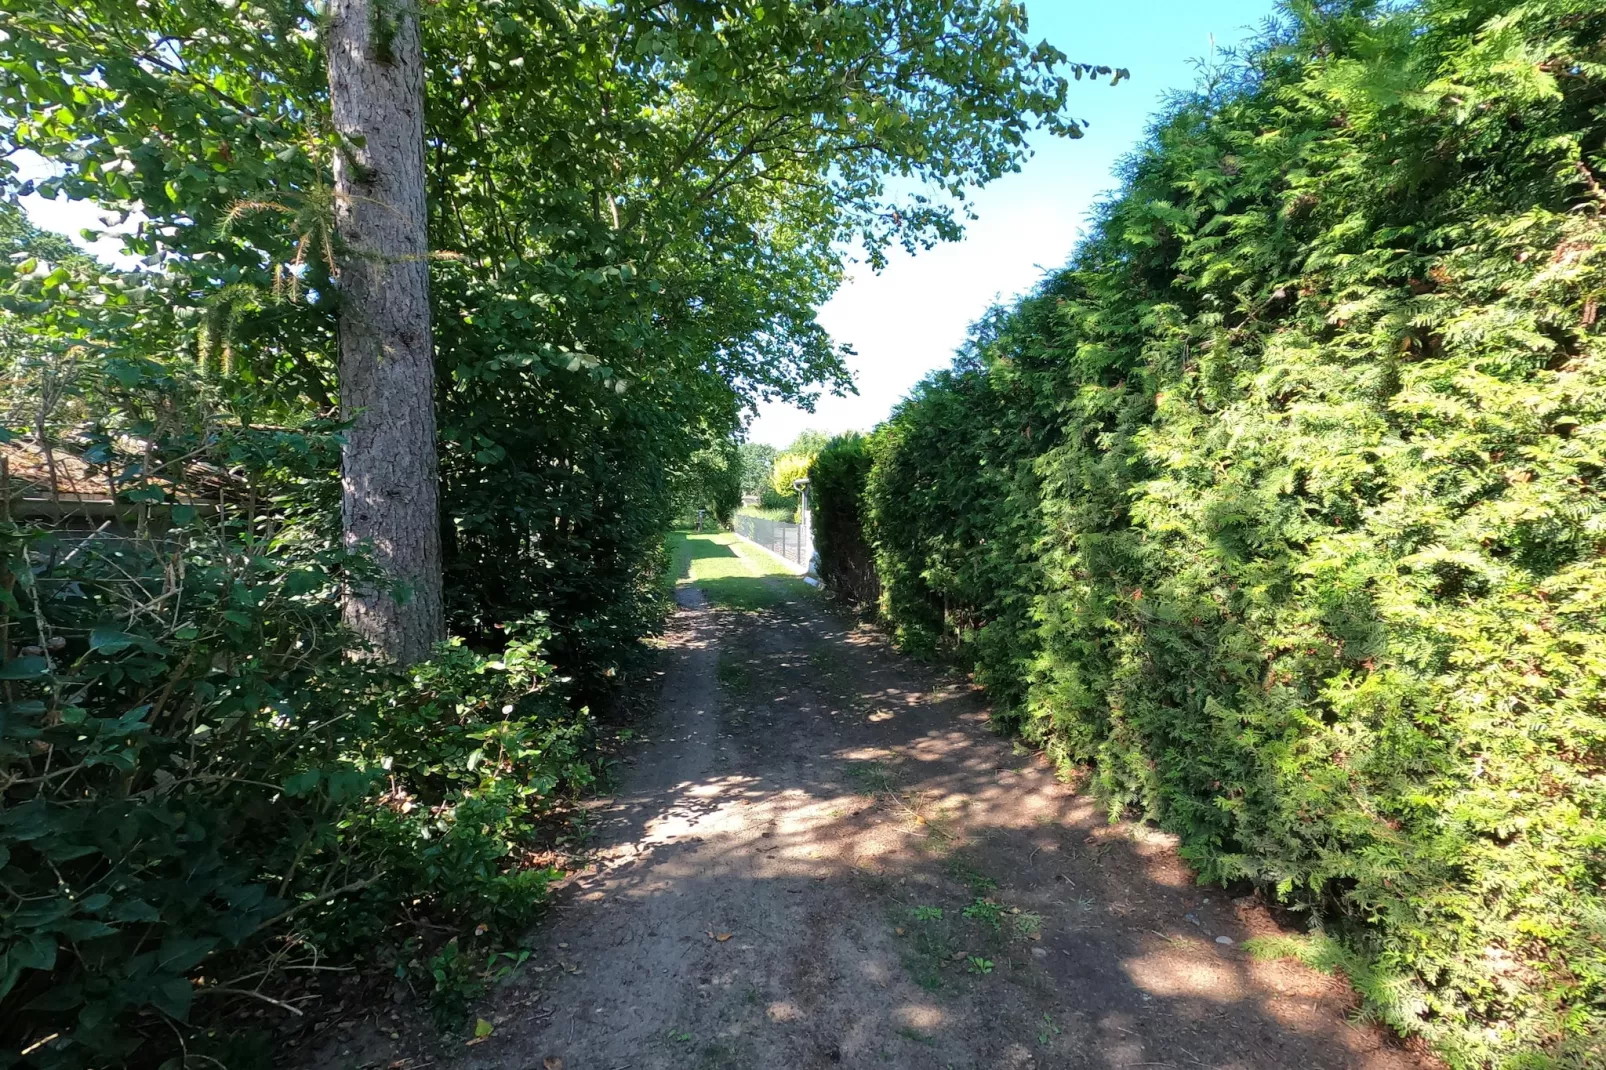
xmin=792 ymin=477 xmax=817 ymax=579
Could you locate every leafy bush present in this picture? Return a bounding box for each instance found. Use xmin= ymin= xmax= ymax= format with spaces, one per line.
xmin=757 ymin=486 xmax=799 ymax=516
xmin=0 ymin=493 xmax=598 ymax=1065
xmin=808 ymin=433 xmax=879 ymax=605
xmin=839 ymin=3 xmax=1606 ymax=1065
xmin=670 ymin=442 xmax=743 ymax=527
xmin=769 ymin=452 xmax=814 ymax=498
xmin=736 ymin=504 xmax=798 ymax=524
xmin=0 ymin=323 xmax=599 ymax=1065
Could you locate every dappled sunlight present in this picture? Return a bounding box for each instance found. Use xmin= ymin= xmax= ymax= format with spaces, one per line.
xmin=766 ymin=1000 xmax=803 ymax=1023
xmin=1124 ymin=946 xmax=1248 ymax=1003
xmin=666 ymin=529 xmax=816 ymax=611
xmin=447 ymin=585 xmax=1422 ymax=1070
xmin=893 ymin=1003 xmax=945 ymax=1030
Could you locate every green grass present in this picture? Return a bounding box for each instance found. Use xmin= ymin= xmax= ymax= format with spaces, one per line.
xmin=962 ymin=897 xmax=1004 ymax=929
xmin=844 ymin=759 xmax=897 ymax=795
xmin=665 ymin=529 xmax=815 ymax=610
xmin=715 ymin=649 xmax=753 ymax=694
xmin=945 ymin=856 xmax=999 ymax=895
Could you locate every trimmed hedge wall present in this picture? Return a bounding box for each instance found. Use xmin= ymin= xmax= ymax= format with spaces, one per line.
xmin=811 ymin=3 xmax=1606 ymax=1066
xmin=808 ymin=434 xmax=880 ymax=606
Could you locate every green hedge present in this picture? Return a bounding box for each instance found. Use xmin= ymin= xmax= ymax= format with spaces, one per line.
xmin=814 ymin=3 xmax=1606 ymax=1065
xmin=809 ymin=434 xmax=880 ymax=606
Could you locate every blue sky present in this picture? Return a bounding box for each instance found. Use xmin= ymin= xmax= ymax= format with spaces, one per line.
xmin=750 ymin=0 xmax=1281 ymax=448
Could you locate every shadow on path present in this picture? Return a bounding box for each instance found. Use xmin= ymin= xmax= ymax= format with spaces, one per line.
xmin=381 ymin=574 xmax=1432 ymax=1070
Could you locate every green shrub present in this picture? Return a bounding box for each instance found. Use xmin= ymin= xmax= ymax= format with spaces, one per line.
xmin=770 ymin=452 xmax=814 ymax=498
xmin=757 ymin=486 xmax=799 ymax=516
xmin=809 ymin=433 xmax=879 ymax=605
xmin=0 ymin=349 xmax=599 ymax=1065
xmin=0 ymin=493 xmax=598 ymax=1065
xmin=736 ymin=504 xmax=798 ymax=524
xmin=671 ymin=441 xmax=743 ymax=527
xmin=846 ymin=3 xmax=1606 ymax=1065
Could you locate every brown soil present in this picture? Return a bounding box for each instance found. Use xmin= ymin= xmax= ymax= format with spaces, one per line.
xmin=311 ymin=579 xmax=1433 ymax=1070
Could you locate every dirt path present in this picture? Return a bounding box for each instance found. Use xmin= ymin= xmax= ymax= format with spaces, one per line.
xmin=403 ymin=535 xmax=1428 ymax=1070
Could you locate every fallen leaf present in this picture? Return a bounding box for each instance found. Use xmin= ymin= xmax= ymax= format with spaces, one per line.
xmin=543 ymin=1058 xmax=564 ymax=1070
xmin=713 ymin=931 xmax=734 ymax=942
xmin=474 ymin=1018 xmax=493 ymax=1038
xmin=895 ymin=927 xmax=906 ymax=936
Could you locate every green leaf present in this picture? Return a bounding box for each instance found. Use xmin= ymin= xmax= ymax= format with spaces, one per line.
xmin=156 ymin=936 xmax=217 ymax=973
xmin=148 ymin=976 xmax=194 ymax=1021
xmin=89 ymin=625 xmax=138 ymax=655
xmin=110 ymin=899 xmax=161 ymax=923
xmin=0 ymin=656 xmax=48 ymax=680
xmin=12 ymin=932 xmax=57 ymax=971
xmin=55 ymin=919 xmax=118 ymax=941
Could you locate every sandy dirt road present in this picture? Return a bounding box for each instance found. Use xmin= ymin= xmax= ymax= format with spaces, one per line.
xmin=381 ymin=534 xmax=1429 ymax=1070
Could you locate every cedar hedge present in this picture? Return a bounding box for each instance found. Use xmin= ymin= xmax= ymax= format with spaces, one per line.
xmin=811 ymin=3 xmax=1606 ymax=1065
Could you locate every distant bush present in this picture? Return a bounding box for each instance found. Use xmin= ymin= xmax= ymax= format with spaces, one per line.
xmin=808 ymin=433 xmax=878 ymax=606
xmin=831 ymin=3 xmax=1606 ymax=1065
xmin=769 ymin=452 xmax=814 ymax=498
xmin=736 ymin=504 xmax=798 ymax=524
xmin=757 ymin=486 xmax=798 ymax=515
xmin=672 ymin=441 xmax=742 ymax=527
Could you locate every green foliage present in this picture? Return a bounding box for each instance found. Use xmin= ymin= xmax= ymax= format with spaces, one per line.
xmin=809 ymin=433 xmax=880 ymax=605
xmin=757 ymin=486 xmax=799 ymax=514
xmin=0 ymin=410 xmax=594 ymax=1065
xmin=674 ymin=441 xmax=743 ymax=527
xmin=736 ymin=504 xmax=797 ymax=524
xmin=0 ymin=207 xmax=594 ymax=1065
xmin=0 ymin=0 xmax=1120 ymax=1061
xmin=769 ymin=452 xmax=815 ymax=498
xmin=839 ymin=3 xmax=1606 ymax=1065
xmin=783 ymin=429 xmax=833 ymax=457
xmin=737 ymin=442 xmax=779 ymax=497
xmin=962 ymin=898 xmax=1004 ymax=929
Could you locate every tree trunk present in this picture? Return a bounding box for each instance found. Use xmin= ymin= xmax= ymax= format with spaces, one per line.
xmin=327 ymin=0 xmax=444 ymax=663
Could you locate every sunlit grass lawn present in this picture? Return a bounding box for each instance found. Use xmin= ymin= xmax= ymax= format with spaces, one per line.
xmin=665 ymin=529 xmax=816 ymax=610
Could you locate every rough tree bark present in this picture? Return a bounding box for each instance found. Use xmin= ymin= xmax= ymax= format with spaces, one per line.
xmin=326 ymin=0 xmax=444 ymax=663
